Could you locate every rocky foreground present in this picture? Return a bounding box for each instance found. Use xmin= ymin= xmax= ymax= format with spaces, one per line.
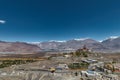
xmin=0 ymin=58 xmax=119 ymax=80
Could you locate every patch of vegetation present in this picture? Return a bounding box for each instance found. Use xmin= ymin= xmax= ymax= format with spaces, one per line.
xmin=47 ymin=56 xmax=52 ymax=60
xmin=68 ymin=62 xmax=89 ymax=69
xmin=0 ymin=60 xmax=36 ymax=68
xmin=74 ymin=50 xmax=90 ymax=57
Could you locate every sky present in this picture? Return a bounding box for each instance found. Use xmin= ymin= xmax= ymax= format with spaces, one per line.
xmin=0 ymin=0 xmax=120 ymax=42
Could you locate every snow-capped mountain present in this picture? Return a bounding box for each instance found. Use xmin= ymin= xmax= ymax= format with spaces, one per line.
xmin=30 ymin=38 xmax=104 ymax=52
xmin=102 ymin=36 xmax=120 ymax=52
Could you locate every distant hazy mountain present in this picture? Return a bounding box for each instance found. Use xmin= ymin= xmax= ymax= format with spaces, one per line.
xmin=31 ymin=37 xmax=120 ymax=53
xmin=57 ymin=39 xmax=101 ymax=49
xmin=36 ymin=41 xmax=63 ymax=50
xmin=0 ymin=41 xmax=41 ymax=54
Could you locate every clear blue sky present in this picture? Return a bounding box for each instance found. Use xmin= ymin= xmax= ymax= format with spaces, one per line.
xmin=0 ymin=0 xmax=120 ymax=42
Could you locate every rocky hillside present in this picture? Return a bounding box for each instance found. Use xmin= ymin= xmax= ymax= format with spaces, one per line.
xmin=0 ymin=41 xmax=41 ymax=53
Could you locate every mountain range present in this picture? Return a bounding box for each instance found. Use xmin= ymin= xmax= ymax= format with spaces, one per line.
xmin=31 ymin=36 xmax=120 ymax=53
xmin=0 ymin=36 xmax=120 ymax=53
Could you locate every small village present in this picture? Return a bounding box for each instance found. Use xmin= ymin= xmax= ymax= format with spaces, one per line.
xmin=0 ymin=45 xmax=119 ymax=80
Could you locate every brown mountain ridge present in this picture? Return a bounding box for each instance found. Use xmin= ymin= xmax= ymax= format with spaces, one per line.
xmin=0 ymin=41 xmax=41 ymax=54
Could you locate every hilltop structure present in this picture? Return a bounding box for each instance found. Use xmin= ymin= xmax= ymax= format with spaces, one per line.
xmin=79 ymin=45 xmax=89 ymax=52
